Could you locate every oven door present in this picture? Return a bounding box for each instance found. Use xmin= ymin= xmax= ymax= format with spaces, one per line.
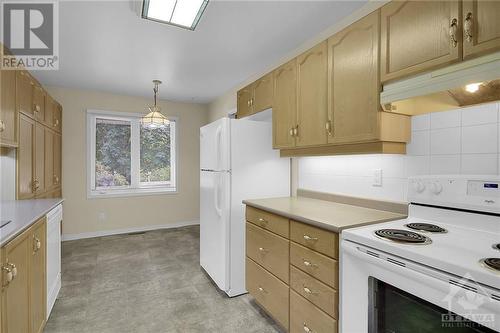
xmin=341 ymin=240 xmax=500 ymax=333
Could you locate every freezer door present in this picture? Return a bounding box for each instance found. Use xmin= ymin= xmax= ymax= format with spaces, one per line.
xmin=200 ymin=170 xmax=230 ymax=291
xmin=200 ymin=118 xmax=230 ymax=171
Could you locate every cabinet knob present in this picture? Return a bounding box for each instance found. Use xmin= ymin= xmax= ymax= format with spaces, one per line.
xmin=303 ymin=260 xmax=317 ymax=268
xmin=303 ymin=323 xmax=313 ymax=333
xmin=54 ymin=174 xmax=60 ymax=184
xmin=258 ymin=286 xmax=267 ymax=293
xmin=32 ymin=179 xmax=40 ymax=191
xmin=258 ymin=218 xmax=267 ymax=226
xmin=325 ymin=120 xmax=333 ymax=136
xmin=464 ymin=12 xmax=473 ymax=43
xmin=289 ymin=127 xmax=295 ymax=137
xmin=303 ymin=285 xmax=317 ymax=295
xmin=7 ymin=263 xmax=17 ymax=277
xmin=449 ymin=18 xmax=458 ymax=48
xmin=34 ymin=237 xmax=41 ymax=252
xmin=2 ymin=267 xmax=13 ymax=284
xmin=258 ymin=247 xmax=268 ymax=253
xmin=303 ymin=235 xmax=318 ymax=242
xmin=34 ymin=104 xmax=41 ymax=113
xmin=0 ymin=120 xmax=5 ymax=132
xmin=54 ymin=118 xmax=59 ymax=127
xmin=293 ymin=125 xmax=299 ymax=137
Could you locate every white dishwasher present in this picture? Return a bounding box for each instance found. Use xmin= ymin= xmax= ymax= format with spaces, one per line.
xmin=46 ymin=204 xmax=62 ymax=319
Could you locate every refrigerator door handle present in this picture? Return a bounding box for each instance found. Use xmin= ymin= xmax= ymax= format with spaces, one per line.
xmin=215 ymin=125 xmax=223 ymax=171
xmin=214 ymin=173 xmax=223 ymax=217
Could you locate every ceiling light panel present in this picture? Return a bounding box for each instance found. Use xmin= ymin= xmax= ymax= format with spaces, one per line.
xmin=142 ymin=0 xmax=209 ymax=30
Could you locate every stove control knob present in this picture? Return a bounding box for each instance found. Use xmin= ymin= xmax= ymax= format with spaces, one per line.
xmin=412 ymin=180 xmax=425 ymax=193
xmin=429 ymin=182 xmax=443 ymax=195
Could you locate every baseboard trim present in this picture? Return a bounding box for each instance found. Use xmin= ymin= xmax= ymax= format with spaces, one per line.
xmin=62 ymin=220 xmax=200 ymax=241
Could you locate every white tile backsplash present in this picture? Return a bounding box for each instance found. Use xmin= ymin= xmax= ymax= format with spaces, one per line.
xmin=297 ymin=102 xmax=500 ymax=202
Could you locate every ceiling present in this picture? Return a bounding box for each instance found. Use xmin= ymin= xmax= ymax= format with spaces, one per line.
xmin=34 ymin=0 xmax=367 ymax=103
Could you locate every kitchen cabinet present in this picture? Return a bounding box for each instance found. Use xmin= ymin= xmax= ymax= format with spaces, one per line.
xmin=34 ymin=123 xmax=45 ymax=196
xmin=18 ymin=114 xmax=35 ymax=199
xmin=463 ymin=0 xmax=500 ymax=59
xmin=0 ymin=68 xmax=17 ymax=147
xmin=43 ymin=128 xmax=61 ymax=192
xmin=296 ymin=42 xmax=328 ymax=147
xmin=1 ymin=217 xmax=47 ymax=333
xmin=380 ymin=0 xmax=461 ymax=82
xmin=30 ymin=220 xmax=46 ymax=333
xmin=2 ymin=227 xmax=30 ymax=333
xmin=236 ymin=73 xmax=274 ymax=119
xmin=16 ymin=71 xmax=34 ymax=117
xmin=272 ymin=59 xmax=297 ymax=149
xmin=52 ymin=103 xmax=62 ymax=133
xmin=53 ymin=133 xmax=62 ymax=188
xmin=33 ymin=85 xmax=45 ymax=123
xmin=327 ymin=10 xmax=380 ymax=144
xmin=245 ymin=206 xmax=340 ymax=332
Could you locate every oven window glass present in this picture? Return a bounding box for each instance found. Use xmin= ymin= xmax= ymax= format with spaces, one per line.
xmin=369 ymin=278 xmax=496 ymax=333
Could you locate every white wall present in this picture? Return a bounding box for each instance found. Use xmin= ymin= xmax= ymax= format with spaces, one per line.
xmin=298 ymin=102 xmax=500 ymax=202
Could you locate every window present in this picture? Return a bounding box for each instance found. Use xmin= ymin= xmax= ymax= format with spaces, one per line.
xmin=141 ymin=0 xmax=209 ymax=30
xmin=87 ymin=110 xmax=177 ymax=198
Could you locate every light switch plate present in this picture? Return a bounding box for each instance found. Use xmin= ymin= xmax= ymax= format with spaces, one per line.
xmin=373 ymin=169 xmax=382 ymax=187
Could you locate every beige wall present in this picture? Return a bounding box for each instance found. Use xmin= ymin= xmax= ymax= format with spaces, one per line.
xmin=46 ymin=86 xmax=209 ymax=238
xmin=208 ymin=87 xmax=237 ymax=122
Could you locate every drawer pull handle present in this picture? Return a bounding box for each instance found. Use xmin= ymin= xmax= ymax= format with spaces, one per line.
xmin=303 ymin=323 xmax=313 ymax=333
xmin=7 ymin=263 xmax=17 ymax=278
xmin=303 ymin=285 xmax=318 ymax=295
xmin=258 ymin=286 xmax=268 ymax=294
xmin=303 ymin=235 xmax=318 ymax=241
xmin=258 ymin=218 xmax=268 ymax=225
xmin=258 ymin=247 xmax=268 ymax=253
xmin=303 ymin=260 xmax=318 ymax=268
xmin=2 ymin=266 xmax=13 ymax=283
xmin=33 ymin=237 xmax=41 ymax=252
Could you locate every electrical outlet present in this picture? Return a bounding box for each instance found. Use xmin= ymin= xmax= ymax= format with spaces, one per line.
xmin=373 ymin=169 xmax=382 ymax=187
xmin=98 ymin=212 xmax=106 ymax=222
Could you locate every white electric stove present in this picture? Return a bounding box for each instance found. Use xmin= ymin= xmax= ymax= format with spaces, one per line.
xmin=341 ymin=176 xmax=500 ymax=333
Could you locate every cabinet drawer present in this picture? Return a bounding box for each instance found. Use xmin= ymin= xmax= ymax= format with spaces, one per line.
xmin=246 ymin=223 xmax=289 ymax=283
xmin=290 ymin=266 xmax=338 ymax=318
xmin=246 ymin=258 xmax=289 ymax=329
xmin=290 ymin=221 xmax=338 ymax=259
xmin=290 ymin=290 xmax=337 ymax=333
xmin=290 ymin=242 xmax=338 ymax=289
xmin=246 ymin=206 xmax=289 ymax=238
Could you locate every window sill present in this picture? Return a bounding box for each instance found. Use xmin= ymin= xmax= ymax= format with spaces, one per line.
xmin=87 ymin=187 xmax=177 ymax=199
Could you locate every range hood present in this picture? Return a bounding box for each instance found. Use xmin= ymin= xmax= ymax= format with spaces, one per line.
xmin=381 ymin=52 xmax=500 ymax=115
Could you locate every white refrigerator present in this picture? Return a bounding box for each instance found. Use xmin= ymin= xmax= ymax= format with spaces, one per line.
xmin=200 ymin=117 xmax=290 ymax=297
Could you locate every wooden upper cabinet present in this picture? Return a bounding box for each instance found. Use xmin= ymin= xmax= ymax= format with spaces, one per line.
xmin=18 ymin=114 xmax=35 ymax=199
xmin=296 ymin=41 xmax=328 ymax=147
xmin=44 ymin=128 xmax=54 ymax=191
xmin=252 ymin=73 xmax=273 ymax=113
xmin=34 ymin=122 xmax=45 ymax=196
xmin=463 ymin=0 xmax=500 ymax=59
xmin=273 ymin=59 xmax=297 ymax=149
xmin=380 ymin=1 xmax=461 ymax=82
xmin=328 ymin=11 xmax=380 ymax=144
xmin=0 ymin=68 xmax=17 ymax=147
xmin=3 ymin=231 xmax=30 ymax=333
xmin=30 ymin=219 xmax=47 ymax=333
xmin=32 ymin=85 xmax=45 ymax=123
xmin=16 ymin=71 xmax=34 ymax=116
xmin=237 ymin=85 xmax=253 ymax=118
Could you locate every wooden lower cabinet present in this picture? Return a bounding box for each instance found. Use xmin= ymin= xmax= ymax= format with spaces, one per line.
xmin=246 ymin=206 xmax=339 ymax=332
xmin=1 ymin=217 xmax=47 ymax=333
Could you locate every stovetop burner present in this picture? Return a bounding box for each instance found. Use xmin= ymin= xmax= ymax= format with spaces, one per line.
xmin=481 ymin=258 xmax=500 ymax=273
xmin=405 ymin=223 xmax=447 ymax=233
xmin=374 ymin=229 xmax=432 ymax=245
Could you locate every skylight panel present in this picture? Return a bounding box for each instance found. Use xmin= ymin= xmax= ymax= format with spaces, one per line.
xmin=142 ymin=0 xmax=209 ymax=30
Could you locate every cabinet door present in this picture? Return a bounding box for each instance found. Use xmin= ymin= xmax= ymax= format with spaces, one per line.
xmin=44 ymin=95 xmax=54 ymax=128
xmin=0 ymin=69 xmax=17 ymax=147
xmin=32 ymin=85 xmax=45 ymax=123
xmin=380 ymin=1 xmax=461 ymax=82
xmin=3 ymin=232 xmax=30 ymax=333
xmin=16 ymin=71 xmax=34 ymax=117
xmin=18 ymin=114 xmax=35 ymax=199
xmin=30 ymin=219 xmax=46 ymax=333
xmin=328 ymin=11 xmax=380 ymax=144
xmin=252 ymin=73 xmax=273 ymax=113
xmin=53 ymin=133 xmax=61 ymax=188
xmin=296 ymin=42 xmax=328 ymax=147
xmin=463 ymin=0 xmax=500 ymax=58
xmin=34 ymin=122 xmax=45 ymax=196
xmin=237 ymin=85 xmax=253 ymax=118
xmin=44 ymin=128 xmax=54 ymax=191
xmin=52 ymin=103 xmax=62 ymax=133
xmin=272 ymin=59 xmax=297 ymax=149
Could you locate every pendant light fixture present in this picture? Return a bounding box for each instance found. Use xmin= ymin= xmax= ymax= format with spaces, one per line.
xmin=141 ymin=80 xmax=169 ymax=129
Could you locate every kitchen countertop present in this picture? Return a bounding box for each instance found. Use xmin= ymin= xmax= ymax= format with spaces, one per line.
xmin=243 ymin=196 xmax=406 ymax=233
xmin=0 ymin=198 xmax=64 ymax=246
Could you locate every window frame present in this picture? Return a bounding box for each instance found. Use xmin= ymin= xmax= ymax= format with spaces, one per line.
xmin=86 ymin=109 xmax=178 ymax=199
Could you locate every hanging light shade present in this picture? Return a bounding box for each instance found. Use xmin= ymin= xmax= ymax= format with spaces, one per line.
xmin=141 ymin=80 xmax=169 ymax=128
